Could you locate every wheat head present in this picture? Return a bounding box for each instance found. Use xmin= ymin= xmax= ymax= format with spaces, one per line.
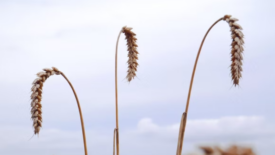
xmin=30 ymin=67 xmax=61 ymax=134
xmin=200 ymin=145 xmax=255 ymax=155
xmin=223 ymin=15 xmax=244 ymax=86
xmin=121 ymin=26 xmax=139 ymax=82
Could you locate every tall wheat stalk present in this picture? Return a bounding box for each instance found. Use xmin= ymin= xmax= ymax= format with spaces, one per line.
xmin=176 ymin=15 xmax=244 ymax=155
xmin=30 ymin=67 xmax=88 ymax=155
xmin=114 ymin=26 xmax=139 ymax=155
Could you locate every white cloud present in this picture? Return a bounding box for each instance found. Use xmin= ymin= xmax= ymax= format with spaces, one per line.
xmin=0 ymin=115 xmax=274 ymax=155
xmin=125 ymin=116 xmax=275 ymax=155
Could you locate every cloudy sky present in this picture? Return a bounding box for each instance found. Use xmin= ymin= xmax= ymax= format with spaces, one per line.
xmin=0 ymin=0 xmax=274 ymax=154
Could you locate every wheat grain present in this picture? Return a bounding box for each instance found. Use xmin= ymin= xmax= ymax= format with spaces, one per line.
xmin=200 ymin=147 xmax=214 ymax=155
xmin=30 ymin=67 xmax=61 ymax=134
xmin=223 ymin=15 xmax=244 ymax=86
xmin=121 ymin=26 xmax=139 ymax=82
xmin=200 ymin=145 xmax=255 ymax=155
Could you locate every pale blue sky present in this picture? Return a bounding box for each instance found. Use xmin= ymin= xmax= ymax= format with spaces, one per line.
xmin=0 ymin=0 xmax=274 ymax=154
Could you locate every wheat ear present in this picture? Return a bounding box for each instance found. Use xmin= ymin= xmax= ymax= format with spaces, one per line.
xmin=30 ymin=67 xmax=88 ymax=155
xmin=122 ymin=26 xmax=139 ymax=82
xmin=200 ymin=147 xmax=214 ymax=155
xmin=200 ymin=145 xmax=255 ymax=155
xmin=223 ymin=15 xmax=244 ymax=86
xmin=114 ymin=26 xmax=139 ymax=155
xmin=176 ymin=15 xmax=244 ymax=155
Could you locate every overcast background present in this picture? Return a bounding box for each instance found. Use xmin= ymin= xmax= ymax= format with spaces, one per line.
xmin=0 ymin=0 xmax=274 ymax=155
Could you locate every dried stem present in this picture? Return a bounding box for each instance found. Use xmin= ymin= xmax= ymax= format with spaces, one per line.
xmin=114 ymin=30 xmax=122 ymax=155
xmin=113 ymin=128 xmax=118 ymax=155
xmin=176 ymin=18 xmax=223 ymax=154
xmin=60 ymin=72 xmax=88 ymax=155
xmin=176 ymin=112 xmax=187 ymax=155
xmin=185 ymin=17 xmax=223 ymax=114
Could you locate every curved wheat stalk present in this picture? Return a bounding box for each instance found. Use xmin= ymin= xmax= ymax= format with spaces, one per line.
xmin=30 ymin=67 xmax=88 ymax=155
xmin=176 ymin=15 xmax=244 ymax=155
xmin=114 ymin=26 xmax=139 ymax=155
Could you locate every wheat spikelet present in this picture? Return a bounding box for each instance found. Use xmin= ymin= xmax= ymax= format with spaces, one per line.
xmin=200 ymin=145 xmax=255 ymax=155
xmin=30 ymin=67 xmax=61 ymax=134
xmin=121 ymin=26 xmax=139 ymax=82
xmin=200 ymin=147 xmax=214 ymax=155
xmin=223 ymin=15 xmax=244 ymax=86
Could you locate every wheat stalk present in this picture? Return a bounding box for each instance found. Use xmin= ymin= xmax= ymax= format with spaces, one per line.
xmin=176 ymin=15 xmax=244 ymax=155
xmin=200 ymin=145 xmax=255 ymax=155
xmin=30 ymin=67 xmax=88 ymax=155
xmin=114 ymin=26 xmax=139 ymax=155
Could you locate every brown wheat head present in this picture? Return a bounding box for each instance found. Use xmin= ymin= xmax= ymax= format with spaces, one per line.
xmin=121 ymin=26 xmax=139 ymax=82
xmin=223 ymin=15 xmax=244 ymax=86
xmin=30 ymin=67 xmax=61 ymax=135
xmin=200 ymin=145 xmax=255 ymax=155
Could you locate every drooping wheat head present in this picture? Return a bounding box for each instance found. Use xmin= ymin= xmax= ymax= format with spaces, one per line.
xmin=200 ymin=147 xmax=214 ymax=155
xmin=223 ymin=15 xmax=244 ymax=86
xmin=200 ymin=145 xmax=255 ymax=155
xmin=177 ymin=15 xmax=245 ymax=154
xmin=30 ymin=67 xmax=61 ymax=134
xmin=121 ymin=26 xmax=139 ymax=82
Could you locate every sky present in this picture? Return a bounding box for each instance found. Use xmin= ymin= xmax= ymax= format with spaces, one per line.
xmin=0 ymin=0 xmax=274 ymax=154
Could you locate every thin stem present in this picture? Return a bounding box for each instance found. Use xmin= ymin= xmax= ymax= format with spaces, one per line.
xmin=176 ymin=112 xmax=187 ymax=155
xmin=61 ymin=72 xmax=88 ymax=155
xmin=177 ymin=18 xmax=223 ymax=154
xmin=115 ymin=30 xmax=123 ymax=155
xmin=113 ymin=128 xmax=116 ymax=155
xmin=185 ymin=18 xmax=223 ymax=114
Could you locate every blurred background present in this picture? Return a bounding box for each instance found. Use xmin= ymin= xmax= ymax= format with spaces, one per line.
xmin=0 ymin=0 xmax=274 ymax=154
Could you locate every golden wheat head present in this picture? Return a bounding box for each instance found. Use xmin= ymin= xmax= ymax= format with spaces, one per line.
xmin=200 ymin=146 xmax=214 ymax=155
xmin=30 ymin=67 xmax=61 ymax=134
xmin=223 ymin=15 xmax=244 ymax=86
xmin=200 ymin=145 xmax=255 ymax=155
xmin=121 ymin=26 xmax=139 ymax=82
